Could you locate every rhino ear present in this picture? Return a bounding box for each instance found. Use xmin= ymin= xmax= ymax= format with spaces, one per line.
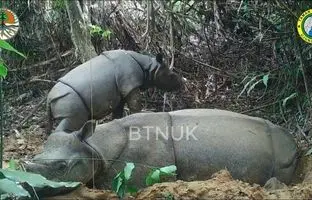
xmin=76 ymin=120 xmax=96 ymax=141
xmin=156 ymin=53 xmax=163 ymax=64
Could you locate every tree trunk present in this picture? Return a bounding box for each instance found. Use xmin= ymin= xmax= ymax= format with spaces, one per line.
xmin=213 ymin=0 xmax=225 ymax=41
xmin=65 ymin=0 xmax=97 ymax=63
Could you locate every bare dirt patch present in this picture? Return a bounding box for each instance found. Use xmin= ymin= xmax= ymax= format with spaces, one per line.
xmin=44 ymin=170 xmax=312 ymax=200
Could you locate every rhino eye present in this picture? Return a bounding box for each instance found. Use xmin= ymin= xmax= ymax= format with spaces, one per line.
xmin=56 ymin=161 xmax=67 ymax=171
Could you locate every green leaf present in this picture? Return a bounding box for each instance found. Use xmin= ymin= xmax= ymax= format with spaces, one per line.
xmin=146 ymin=165 xmax=177 ymax=186
xmin=282 ymin=93 xmax=297 ymax=108
xmin=0 ymin=40 xmax=26 ymax=58
xmin=117 ymin=183 xmax=125 ymax=198
xmin=89 ymin=24 xmax=103 ymax=35
xmin=0 ymin=169 xmax=80 ymax=188
xmin=0 ymin=169 xmax=80 ymax=198
xmin=159 ymin=165 xmax=177 ymax=175
xmin=127 ymin=185 xmax=138 ymax=195
xmin=146 ymin=169 xmax=160 ymax=186
xmin=112 ymin=172 xmax=125 ymax=198
xmin=262 ymin=74 xmax=269 ymax=87
xmin=102 ymin=30 xmax=112 ymax=40
xmin=124 ymin=162 xmax=135 ymax=181
xmin=112 ymin=163 xmax=136 ymax=198
xmin=0 ymin=63 xmax=7 ymax=78
xmin=0 ymin=178 xmax=30 ymax=198
xmin=112 ymin=172 xmax=123 ymax=192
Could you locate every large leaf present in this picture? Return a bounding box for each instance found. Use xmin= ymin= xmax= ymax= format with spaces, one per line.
xmin=0 ymin=40 xmax=26 ymax=58
xmin=117 ymin=183 xmax=125 ymax=198
xmin=0 ymin=169 xmax=80 ymax=188
xmin=146 ymin=165 xmax=177 ymax=186
xmin=159 ymin=165 xmax=177 ymax=175
xmin=124 ymin=162 xmax=135 ymax=181
xmin=112 ymin=162 xmax=136 ymax=198
xmin=0 ymin=169 xmax=80 ymax=198
xmin=0 ymin=62 xmax=7 ymax=78
xmin=0 ymin=178 xmax=30 ymax=199
xmin=262 ymin=74 xmax=269 ymax=87
xmin=112 ymin=172 xmax=123 ymax=193
xmin=146 ymin=169 xmax=160 ymax=186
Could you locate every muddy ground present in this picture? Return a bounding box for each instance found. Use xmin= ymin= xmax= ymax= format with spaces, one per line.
xmin=3 ymin=88 xmax=312 ymax=199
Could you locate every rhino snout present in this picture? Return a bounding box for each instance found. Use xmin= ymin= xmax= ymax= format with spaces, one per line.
xmin=168 ymin=73 xmax=184 ymax=91
xmin=158 ymin=73 xmax=183 ymax=91
xmin=22 ymin=160 xmax=47 ymax=174
xmin=22 ymin=159 xmax=67 ymax=181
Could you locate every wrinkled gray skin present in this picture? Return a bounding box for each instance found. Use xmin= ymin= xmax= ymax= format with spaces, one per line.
xmin=25 ymin=109 xmax=298 ymax=189
xmin=47 ymin=50 xmax=183 ymax=133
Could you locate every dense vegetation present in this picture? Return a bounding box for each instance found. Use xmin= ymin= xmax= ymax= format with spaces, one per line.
xmin=3 ymin=0 xmax=312 ymax=146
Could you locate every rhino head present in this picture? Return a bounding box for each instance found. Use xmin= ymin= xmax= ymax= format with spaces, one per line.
xmin=23 ymin=121 xmax=101 ymax=184
xmin=147 ymin=53 xmax=184 ymax=91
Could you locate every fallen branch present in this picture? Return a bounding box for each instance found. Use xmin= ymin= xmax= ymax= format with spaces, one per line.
xmin=182 ymin=54 xmax=238 ymax=78
xmin=169 ymin=1 xmax=174 ymax=70
xmin=17 ymin=96 xmax=47 ymax=129
xmin=241 ymin=101 xmax=279 ymax=114
xmin=9 ymin=50 xmax=73 ymax=72
xmin=296 ymin=124 xmax=312 ymax=145
xmin=141 ymin=0 xmax=151 ymax=38
xmin=162 ymin=93 xmax=167 ymax=112
xmin=30 ymin=79 xmax=57 ymax=84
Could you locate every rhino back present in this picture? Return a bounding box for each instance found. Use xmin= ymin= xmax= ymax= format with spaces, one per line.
xmin=168 ymin=109 xmax=296 ymax=185
xmin=89 ymin=109 xmax=297 ymax=187
xmin=98 ymin=112 xmax=176 ymax=188
xmin=58 ymin=50 xmax=144 ymax=117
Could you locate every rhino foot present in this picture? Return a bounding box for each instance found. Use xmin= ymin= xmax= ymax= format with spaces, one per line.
xmin=264 ymin=177 xmax=287 ymax=191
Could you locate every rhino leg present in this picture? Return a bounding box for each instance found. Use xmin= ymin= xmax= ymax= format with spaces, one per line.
xmin=49 ymin=85 xmax=89 ymax=132
xmin=46 ymin=100 xmax=53 ymax=135
xmin=125 ymin=88 xmax=142 ymax=114
xmin=264 ymin=177 xmax=287 ymax=191
xmin=112 ymin=100 xmax=125 ymax=119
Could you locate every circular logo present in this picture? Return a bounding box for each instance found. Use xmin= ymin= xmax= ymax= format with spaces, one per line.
xmin=0 ymin=8 xmax=19 ymax=40
xmin=297 ymin=9 xmax=312 ymax=43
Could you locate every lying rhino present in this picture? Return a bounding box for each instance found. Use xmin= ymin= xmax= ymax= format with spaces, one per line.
xmin=47 ymin=50 xmax=183 ymax=133
xmin=25 ymin=109 xmax=298 ymax=189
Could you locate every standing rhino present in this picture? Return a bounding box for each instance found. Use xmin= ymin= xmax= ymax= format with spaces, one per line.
xmin=47 ymin=50 xmax=183 ymax=133
xmin=24 ymin=109 xmax=298 ymax=189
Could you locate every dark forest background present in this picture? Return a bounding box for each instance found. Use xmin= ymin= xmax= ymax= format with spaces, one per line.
xmin=2 ymin=0 xmax=312 ymax=150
